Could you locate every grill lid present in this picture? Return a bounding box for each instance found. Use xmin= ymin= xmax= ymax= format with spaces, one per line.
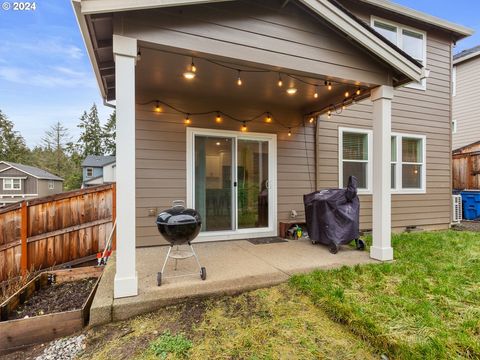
xmin=156 ymin=200 xmax=201 ymax=226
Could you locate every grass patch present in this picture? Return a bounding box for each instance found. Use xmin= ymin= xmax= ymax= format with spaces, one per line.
xmin=146 ymin=331 xmax=192 ymax=359
xmin=290 ymin=230 xmax=480 ymax=359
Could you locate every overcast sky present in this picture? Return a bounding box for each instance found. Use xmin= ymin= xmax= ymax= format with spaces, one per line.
xmin=0 ymin=0 xmax=479 ymax=147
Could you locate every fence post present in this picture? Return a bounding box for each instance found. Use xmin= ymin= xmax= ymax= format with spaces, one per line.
xmin=112 ymin=183 xmax=117 ymax=250
xmin=20 ymin=201 xmax=28 ymax=276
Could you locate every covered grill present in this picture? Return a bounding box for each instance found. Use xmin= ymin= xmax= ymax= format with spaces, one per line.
xmin=303 ymin=176 xmax=365 ymax=254
xmin=156 ymin=200 xmax=206 ymax=286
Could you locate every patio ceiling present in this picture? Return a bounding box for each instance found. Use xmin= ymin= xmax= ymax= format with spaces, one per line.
xmin=135 ymin=47 xmax=366 ymax=114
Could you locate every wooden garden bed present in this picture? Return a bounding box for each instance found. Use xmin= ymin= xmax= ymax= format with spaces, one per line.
xmin=0 ymin=266 xmax=102 ymax=354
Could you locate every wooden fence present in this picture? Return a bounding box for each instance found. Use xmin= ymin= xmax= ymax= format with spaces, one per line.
xmin=453 ymin=142 xmax=480 ymax=190
xmin=0 ymin=184 xmax=115 ymax=283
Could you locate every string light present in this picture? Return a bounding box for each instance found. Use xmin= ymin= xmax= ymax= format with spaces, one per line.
xmin=277 ymin=74 xmax=283 ymax=87
xmin=325 ymin=81 xmax=332 ymax=91
xmin=155 ymin=101 xmax=161 ymax=113
xmin=137 ymin=50 xmax=142 ymax=61
xmin=241 ymin=121 xmax=247 ymax=132
xmin=237 ymin=70 xmax=243 ymax=86
xmin=191 ymin=58 xmax=197 ymax=73
xmin=265 ymin=113 xmax=272 ymax=123
xmin=286 ymin=87 xmax=297 ymax=95
xmin=345 ymin=91 xmax=350 ymax=98
xmin=356 ymin=88 xmax=361 ymax=96
xmin=183 ymin=70 xmax=195 ymax=80
xmin=327 ymin=109 xmax=332 ymax=119
xmin=215 ymin=112 xmax=222 ymax=123
xmin=288 ymin=128 xmax=292 ymax=137
xmin=309 ymin=117 xmax=315 ymax=124
xmin=314 ymin=87 xmax=319 ymax=99
xmin=184 ymin=114 xmax=191 ymax=125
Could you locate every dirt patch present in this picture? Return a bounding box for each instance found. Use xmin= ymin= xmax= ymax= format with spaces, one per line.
xmin=10 ymin=278 xmax=97 ymax=320
xmin=453 ymin=221 xmax=480 ymax=232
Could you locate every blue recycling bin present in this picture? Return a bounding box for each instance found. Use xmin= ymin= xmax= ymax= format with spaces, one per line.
xmin=460 ymin=191 xmax=480 ymax=220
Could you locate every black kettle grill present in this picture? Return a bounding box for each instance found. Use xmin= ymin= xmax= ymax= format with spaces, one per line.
xmin=156 ymin=200 xmax=206 ymax=286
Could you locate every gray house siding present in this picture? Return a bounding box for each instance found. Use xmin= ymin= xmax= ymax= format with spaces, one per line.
xmin=0 ymin=168 xmax=37 ymax=195
xmin=37 ymin=179 xmax=64 ymax=197
xmin=452 ymin=56 xmax=480 ymax=150
xmin=318 ymin=3 xmax=453 ymax=231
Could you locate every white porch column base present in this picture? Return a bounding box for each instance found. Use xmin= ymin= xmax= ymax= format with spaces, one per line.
xmin=370 ymin=85 xmax=394 ymax=262
xmin=113 ymin=34 xmax=138 ymax=298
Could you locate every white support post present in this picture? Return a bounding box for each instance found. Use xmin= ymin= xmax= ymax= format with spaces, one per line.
xmin=113 ymin=35 xmax=138 ymax=298
xmin=370 ymin=85 xmax=394 ymax=261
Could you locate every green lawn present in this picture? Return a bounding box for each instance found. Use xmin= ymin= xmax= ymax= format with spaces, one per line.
xmin=76 ymin=230 xmax=480 ymax=360
xmin=291 ymin=230 xmax=480 ymax=359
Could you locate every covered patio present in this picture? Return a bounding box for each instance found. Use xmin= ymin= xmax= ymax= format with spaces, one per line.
xmin=73 ymin=0 xmax=424 ymax=302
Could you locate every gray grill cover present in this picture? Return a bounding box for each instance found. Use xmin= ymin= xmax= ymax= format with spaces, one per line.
xmin=303 ymin=176 xmax=360 ymax=247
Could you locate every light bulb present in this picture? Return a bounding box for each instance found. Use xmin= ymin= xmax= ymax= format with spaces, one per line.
xmin=136 ymin=50 xmax=141 ymax=61
xmin=342 ymin=104 xmax=346 ymax=110
xmin=286 ymin=87 xmax=297 ymax=95
xmin=414 ymin=169 xmax=418 ymax=174
xmin=184 ymin=115 xmax=191 ymax=125
xmin=191 ymin=59 xmax=197 ymax=73
xmin=356 ymin=89 xmax=361 ymax=96
xmin=237 ymin=71 xmax=242 ymax=86
xmin=265 ymin=113 xmax=272 ymax=123
xmin=215 ymin=113 xmax=222 ymax=123
xmin=327 ymin=82 xmax=332 ymax=91
xmin=309 ymin=117 xmax=315 ymax=124
xmin=288 ymin=129 xmax=292 ymax=137
xmin=216 ymin=142 xmax=221 ymax=146
xmin=183 ymin=71 xmax=195 ymax=80
xmin=241 ymin=122 xmax=247 ymax=132
xmin=345 ymin=91 xmax=350 ymax=98
xmin=314 ymin=91 xmax=319 ymax=99
xmin=278 ymin=74 xmax=283 ymax=87
xmin=155 ymin=101 xmax=161 ymax=113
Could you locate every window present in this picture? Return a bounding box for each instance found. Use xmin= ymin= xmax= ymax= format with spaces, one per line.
xmin=3 ymin=178 xmax=21 ymax=190
xmin=48 ymin=180 xmax=54 ymax=190
xmin=339 ymin=128 xmax=372 ymax=192
xmin=372 ymin=18 xmax=427 ymax=90
xmin=452 ymin=120 xmax=457 ymax=134
xmin=86 ymin=167 xmax=93 ymax=177
xmin=391 ymin=133 xmax=426 ymax=193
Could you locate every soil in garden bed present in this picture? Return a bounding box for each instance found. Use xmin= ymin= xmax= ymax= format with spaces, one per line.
xmin=9 ymin=278 xmax=97 ymax=320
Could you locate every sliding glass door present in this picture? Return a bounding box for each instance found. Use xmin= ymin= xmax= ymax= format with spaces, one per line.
xmin=189 ymin=129 xmax=276 ymax=240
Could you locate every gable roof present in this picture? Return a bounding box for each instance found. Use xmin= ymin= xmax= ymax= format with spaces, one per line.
xmin=0 ymin=161 xmax=64 ymax=181
xmin=82 ymin=155 xmax=116 ymax=167
xmin=454 ymin=45 xmax=480 ymax=65
xmin=356 ymin=0 xmax=473 ymax=40
xmin=74 ymin=0 xmax=427 ymax=101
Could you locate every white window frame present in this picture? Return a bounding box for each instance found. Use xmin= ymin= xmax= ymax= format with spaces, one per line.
xmin=48 ymin=180 xmax=55 ymax=190
xmin=86 ymin=167 xmax=93 ymax=178
xmin=391 ymin=132 xmax=427 ymax=194
xmin=3 ymin=178 xmax=21 ymax=191
xmin=371 ymin=16 xmax=427 ymax=91
xmin=338 ymin=127 xmax=373 ymax=194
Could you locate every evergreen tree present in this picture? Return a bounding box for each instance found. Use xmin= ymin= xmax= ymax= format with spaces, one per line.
xmin=78 ymin=104 xmax=103 ymax=157
xmin=0 ymin=110 xmax=30 ymax=163
xmin=102 ymin=110 xmax=116 ymax=155
xmin=41 ymin=121 xmax=71 ymax=174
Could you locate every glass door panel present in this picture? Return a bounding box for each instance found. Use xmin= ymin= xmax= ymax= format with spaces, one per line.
xmin=237 ymin=139 xmax=269 ymax=229
xmin=195 ymin=136 xmax=233 ymax=232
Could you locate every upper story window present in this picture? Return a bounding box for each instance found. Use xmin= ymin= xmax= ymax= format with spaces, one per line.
xmin=86 ymin=167 xmax=93 ymax=178
xmin=3 ymin=178 xmax=21 ymax=190
xmin=48 ymin=180 xmax=55 ymax=190
xmin=372 ymin=17 xmax=427 ymax=90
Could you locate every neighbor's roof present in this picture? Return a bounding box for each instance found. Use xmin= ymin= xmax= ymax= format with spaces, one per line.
xmin=454 ymin=45 xmax=480 ymax=65
xmin=0 ymin=161 xmax=64 ymax=181
xmin=82 ymin=155 xmax=116 ymax=167
xmin=357 ymin=0 xmax=474 ymax=39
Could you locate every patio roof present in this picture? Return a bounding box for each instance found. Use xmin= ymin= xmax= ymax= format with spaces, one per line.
xmin=73 ymin=0 xmax=428 ymax=102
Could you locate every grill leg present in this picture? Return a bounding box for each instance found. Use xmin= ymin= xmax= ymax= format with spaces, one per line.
xmin=190 ymin=244 xmax=202 ymax=271
xmin=161 ymin=245 xmax=173 ymax=275
xmin=174 ymin=245 xmax=179 ymax=271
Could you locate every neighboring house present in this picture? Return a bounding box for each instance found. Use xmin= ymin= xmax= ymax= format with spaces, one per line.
xmin=73 ymin=0 xmax=472 ymax=298
xmin=452 ymin=45 xmax=480 ymax=151
xmin=0 ymin=161 xmax=64 ymax=206
xmin=81 ymin=155 xmax=116 ymax=187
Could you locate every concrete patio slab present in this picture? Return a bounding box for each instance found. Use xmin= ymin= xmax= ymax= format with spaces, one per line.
xmin=90 ymin=239 xmax=377 ymax=325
